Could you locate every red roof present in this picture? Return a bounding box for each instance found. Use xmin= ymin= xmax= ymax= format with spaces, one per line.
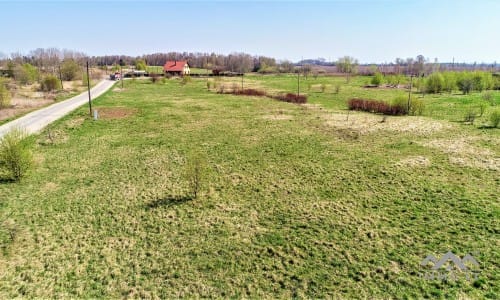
xmin=164 ymin=61 xmax=188 ymax=72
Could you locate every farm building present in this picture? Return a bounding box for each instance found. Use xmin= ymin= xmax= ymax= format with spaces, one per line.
xmin=164 ymin=61 xmax=190 ymax=76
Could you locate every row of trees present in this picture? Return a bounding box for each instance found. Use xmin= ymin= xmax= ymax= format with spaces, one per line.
xmin=417 ymin=71 xmax=497 ymax=94
xmin=2 ymin=48 xmax=87 ymax=74
xmin=82 ymin=52 xmax=281 ymax=74
xmin=369 ymin=70 xmax=499 ymax=94
xmin=0 ymin=50 xmax=286 ymax=74
xmin=0 ymin=49 xmax=98 ymax=97
xmin=4 ymin=59 xmax=84 ymax=85
xmin=336 ymin=55 xmax=498 ymax=78
xmin=2 ymin=49 xmax=498 ymax=76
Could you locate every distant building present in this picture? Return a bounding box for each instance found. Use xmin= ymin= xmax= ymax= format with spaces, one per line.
xmin=164 ymin=61 xmax=190 ymax=76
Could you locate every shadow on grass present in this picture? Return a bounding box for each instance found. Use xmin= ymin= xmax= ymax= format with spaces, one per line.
xmin=145 ymin=195 xmax=193 ymax=210
xmin=477 ymin=125 xmax=498 ymax=129
xmin=0 ymin=177 xmax=16 ymax=184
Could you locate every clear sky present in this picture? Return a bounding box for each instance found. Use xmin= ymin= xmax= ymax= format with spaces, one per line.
xmin=1 ymin=0 xmax=499 ymax=63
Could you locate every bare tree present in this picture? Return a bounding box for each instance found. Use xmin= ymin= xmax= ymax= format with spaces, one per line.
xmin=336 ymin=56 xmax=359 ymax=82
xmin=278 ymin=60 xmax=294 ymax=73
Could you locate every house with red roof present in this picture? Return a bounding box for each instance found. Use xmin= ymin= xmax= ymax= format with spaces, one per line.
xmin=163 ymin=61 xmax=190 ymax=76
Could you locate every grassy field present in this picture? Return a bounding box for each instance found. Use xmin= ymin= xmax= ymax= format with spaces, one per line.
xmin=146 ymin=66 xmax=164 ymax=74
xmin=0 ymin=75 xmax=498 ymax=298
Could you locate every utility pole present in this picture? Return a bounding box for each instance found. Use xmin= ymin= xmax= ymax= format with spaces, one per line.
xmin=121 ymin=64 xmax=123 ymax=89
xmin=241 ymin=73 xmax=244 ymax=90
xmin=407 ymin=74 xmax=413 ymax=112
xmin=298 ymin=56 xmax=302 ymax=97
xmin=58 ymin=65 xmax=63 ymax=90
xmin=297 ymin=71 xmax=300 ymax=97
xmin=86 ymin=61 xmax=92 ymax=116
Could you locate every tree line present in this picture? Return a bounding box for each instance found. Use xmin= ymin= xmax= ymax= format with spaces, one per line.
xmin=1 ymin=48 xmax=498 ymax=78
xmin=0 ymin=49 xmax=290 ymax=74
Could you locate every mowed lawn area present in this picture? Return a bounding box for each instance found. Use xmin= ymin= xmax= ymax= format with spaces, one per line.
xmin=0 ymin=76 xmax=498 ymax=298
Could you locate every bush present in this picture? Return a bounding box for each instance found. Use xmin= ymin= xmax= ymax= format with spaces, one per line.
xmin=455 ymin=71 xmax=493 ymax=94
xmin=483 ymin=72 xmax=494 ymax=90
xmin=0 ymin=129 xmax=34 ymax=181
xmin=463 ymin=110 xmax=476 ymax=124
xmin=335 ymin=84 xmax=341 ymax=94
xmin=223 ymin=88 xmax=307 ymax=104
xmin=14 ymin=63 xmax=39 ymax=85
xmin=390 ymin=96 xmax=409 ymax=115
xmin=0 ymin=79 xmax=11 ymax=109
xmin=40 ymin=75 xmax=61 ymax=92
xmin=60 ymin=59 xmax=81 ymax=81
xmin=233 ymin=88 xmax=267 ymax=97
xmin=425 ymin=72 xmax=444 ymax=93
xmin=409 ymin=98 xmax=425 ymax=116
xmin=414 ymin=77 xmax=425 ymax=93
xmin=320 ymin=83 xmax=326 ymax=93
xmin=442 ymin=72 xmax=456 ymax=93
xmin=493 ymin=75 xmax=500 ymax=90
xmin=490 ymin=110 xmax=500 ymax=128
xmin=472 ymin=72 xmax=485 ymax=92
xmin=180 ymin=75 xmax=191 ymax=85
xmin=371 ymin=72 xmax=383 ymax=86
xmin=481 ymin=91 xmax=493 ymax=103
xmin=348 ymin=98 xmax=407 ymax=115
xmin=150 ymin=74 xmax=160 ymax=84
xmin=478 ymin=102 xmax=488 ymax=117
xmin=457 ymin=73 xmax=474 ymax=94
xmin=135 ymin=59 xmax=147 ymax=71
xmin=184 ymin=151 xmax=208 ymax=199
xmin=470 ymin=71 xmax=493 ymax=92
xmin=386 ymin=75 xmax=400 ymax=87
xmin=273 ymin=93 xmax=307 ymax=104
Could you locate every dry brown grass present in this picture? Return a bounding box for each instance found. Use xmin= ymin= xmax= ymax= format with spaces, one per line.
xmin=64 ymin=117 xmax=85 ymax=129
xmin=94 ymin=107 xmax=138 ymax=120
xmin=395 ymin=156 xmax=431 ymax=168
xmin=0 ymin=98 xmax=54 ymax=122
xmin=0 ymin=79 xmax=91 ymax=123
xmin=322 ymin=112 xmax=452 ymax=135
xmin=419 ymin=137 xmax=500 ymax=170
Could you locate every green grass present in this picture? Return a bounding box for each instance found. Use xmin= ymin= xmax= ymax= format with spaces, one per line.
xmin=0 ymin=76 xmax=498 ymax=298
xmin=145 ymin=66 xmax=164 ymax=74
xmin=248 ymin=74 xmax=500 ymax=122
xmin=189 ymin=67 xmax=211 ymax=75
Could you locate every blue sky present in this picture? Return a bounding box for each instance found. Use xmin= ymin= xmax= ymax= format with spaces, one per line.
xmin=1 ymin=0 xmax=499 ymax=63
